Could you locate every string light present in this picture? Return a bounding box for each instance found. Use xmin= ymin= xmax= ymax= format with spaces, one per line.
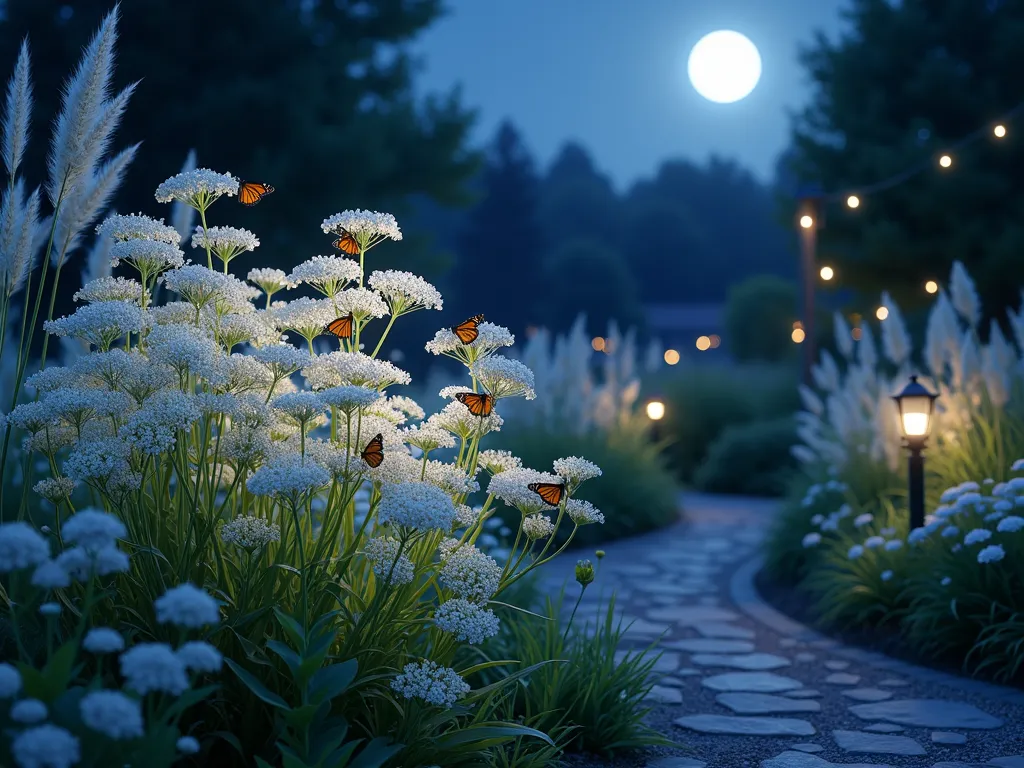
xmin=819 ymin=265 xmax=834 ymax=281
xmin=664 ymin=349 xmax=680 ymax=365
xmin=925 ymin=280 xmax=938 ymax=294
xmin=876 ymin=306 xmax=889 ymax=320
xmin=846 ymin=195 xmax=860 ymax=209
xmin=799 ymin=215 xmax=814 ymax=229
xmin=995 ymin=124 xmax=1007 ymax=138
xmin=591 ymin=337 xmax=605 ymax=352
xmin=939 ymin=154 xmax=953 ymax=168
xmin=695 ymin=335 xmax=711 ymax=351
xmin=791 ymin=328 xmax=806 ymax=343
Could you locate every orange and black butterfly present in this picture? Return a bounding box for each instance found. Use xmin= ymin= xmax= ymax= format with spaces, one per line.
xmin=332 ymin=230 xmax=360 ymax=255
xmin=238 ymin=181 xmax=275 ymax=206
xmin=455 ymin=391 xmax=494 ymax=418
xmin=361 ymin=433 xmax=384 ymax=468
xmin=325 ymin=313 xmax=354 ymax=341
xmin=452 ymin=314 xmax=484 ymax=345
xmin=528 ymin=482 xmax=565 ymax=507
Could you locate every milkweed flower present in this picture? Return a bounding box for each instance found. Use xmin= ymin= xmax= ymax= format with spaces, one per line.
xmin=43 ymin=299 xmax=151 ymax=350
xmin=0 ymin=521 xmax=50 ymax=572
xmin=977 ymin=544 xmax=1005 ymax=564
xmin=391 ymin=660 xmax=469 ymax=709
xmin=109 ymin=238 xmax=184 ymax=274
xmin=478 ymin=449 xmax=521 ymax=475
xmin=302 ymin=350 xmax=410 ymax=390
xmin=362 ymin=536 xmax=415 ymax=585
xmin=155 ymin=167 xmax=238 ymax=208
xmin=192 ymin=225 xmax=259 ymax=268
xmin=246 ymin=456 xmax=330 ymax=502
xmin=10 ymin=698 xmax=47 ymax=724
xmin=11 ymin=724 xmax=80 ymax=768
xmin=177 ymin=641 xmax=223 ymax=673
xmin=247 ymin=267 xmax=294 ymax=299
xmin=554 ymin=456 xmax=602 ymax=487
xmin=74 ymin=275 xmax=144 ymax=304
xmin=321 ymin=209 xmax=402 ymax=249
xmin=488 ymin=467 xmax=562 ymax=515
xmin=471 ymin=356 xmax=535 ymax=400
xmin=997 ymin=515 xmax=1024 ymax=533
xmin=220 ymin=516 xmax=280 ymax=551
xmin=425 ymin=321 xmax=514 ymax=362
xmin=963 ymin=528 xmax=992 ymax=546
xmin=802 ymin=532 xmax=821 ymax=548
xmin=318 ymin=384 xmax=380 ymax=414
xmin=378 ymin=481 xmax=457 ymax=531
xmin=288 ymin=255 xmax=360 ymax=298
xmin=120 ymin=643 xmax=190 ymax=695
xmin=438 ymin=539 xmax=502 ymax=602
xmin=567 ymin=499 xmax=605 ymax=526
xmin=433 ymin=598 xmax=500 ymax=644
xmin=80 ymin=690 xmax=144 ymax=740
xmin=83 ymin=627 xmax=125 ymax=654
xmin=369 ymin=269 xmax=442 ymax=314
xmin=96 ymin=212 xmax=180 ymax=244
xmin=154 ymin=583 xmax=220 ymax=628
xmin=335 ymin=287 xmax=388 ymax=322
xmin=522 ymin=514 xmax=554 ymax=540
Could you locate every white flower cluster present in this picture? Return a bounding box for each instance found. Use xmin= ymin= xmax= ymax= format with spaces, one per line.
xmin=368 ymin=269 xmax=442 ymax=313
xmin=154 ymin=167 xmax=238 ymax=206
xmin=425 ymin=321 xmax=514 ymax=359
xmin=433 ymin=598 xmax=500 ymax=644
xmin=488 ymin=467 xmax=562 ymax=514
xmin=96 ymin=212 xmax=180 ymax=244
xmin=363 ymin=536 xmax=415 ymax=585
xmin=321 ymin=209 xmax=402 ymax=244
xmin=390 ymin=660 xmax=468 ymax=708
xmin=289 ymin=255 xmax=361 ymax=297
xmin=377 ymin=481 xmax=457 ymax=531
xmin=439 ymin=540 xmax=502 ymax=602
xmin=471 ymin=356 xmax=536 ymax=400
xmin=220 ymin=516 xmax=281 ymax=551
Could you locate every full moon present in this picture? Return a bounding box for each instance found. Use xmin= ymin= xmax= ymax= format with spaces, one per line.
xmin=688 ymin=30 xmax=762 ymax=104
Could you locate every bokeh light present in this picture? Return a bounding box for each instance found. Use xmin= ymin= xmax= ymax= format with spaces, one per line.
xmin=645 ymin=400 xmax=666 ymax=421
xmin=819 ymin=265 xmax=834 ymax=281
xmin=791 ymin=328 xmax=806 ymax=343
xmin=925 ymin=280 xmax=938 ymax=294
xmin=846 ymin=195 xmax=860 ymax=209
xmin=695 ymin=335 xmax=711 ymax=351
xmin=995 ymin=124 xmax=1007 ymax=138
xmin=709 ymin=335 xmax=721 ymax=349
xmin=852 ymin=327 xmax=863 ymax=341
xmin=939 ymin=154 xmax=952 ymax=168
xmin=799 ymin=215 xmax=814 ymax=229
xmin=591 ymin=336 xmax=605 ymax=352
xmin=664 ymin=349 xmax=680 ymax=365
xmin=876 ymin=306 xmax=889 ymax=320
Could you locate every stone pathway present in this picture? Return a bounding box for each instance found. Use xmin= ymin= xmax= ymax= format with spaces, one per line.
xmin=541 ymin=493 xmax=1024 ymax=768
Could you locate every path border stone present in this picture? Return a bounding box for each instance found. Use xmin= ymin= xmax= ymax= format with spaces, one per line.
xmin=730 ymin=553 xmax=1024 ymax=707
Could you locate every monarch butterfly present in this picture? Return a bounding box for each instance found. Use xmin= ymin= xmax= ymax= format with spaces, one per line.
xmin=324 ymin=313 xmax=354 ymax=341
xmin=452 ymin=314 xmax=484 ymax=345
xmin=455 ymin=391 xmax=494 ymax=417
xmin=528 ymin=482 xmax=565 ymax=506
xmin=361 ymin=433 xmax=384 ymax=468
xmin=332 ymin=230 xmax=360 ymax=255
xmin=238 ymin=181 xmax=275 ymax=206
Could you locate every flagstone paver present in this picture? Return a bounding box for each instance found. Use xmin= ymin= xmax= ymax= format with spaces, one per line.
xmin=540 ymin=493 xmax=1024 ymax=768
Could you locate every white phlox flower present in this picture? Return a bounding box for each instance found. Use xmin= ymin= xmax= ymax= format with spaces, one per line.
xmin=802 ymin=532 xmax=821 ymax=548
xmin=977 ymin=543 xmax=1005 ymax=564
xmin=83 ymin=627 xmax=125 ymax=653
xmin=390 ymin=660 xmax=468 ymax=708
xmin=553 ymin=456 xmax=602 ymax=489
xmin=56 ymin=544 xmax=129 ymax=580
xmin=10 ymin=698 xmax=48 ymax=724
xmin=252 ymin=343 xmax=308 ymax=380
xmin=321 ymin=209 xmax=402 ymax=249
xmin=963 ymin=528 xmax=992 ymax=546
xmin=319 ymin=384 xmax=380 ymax=414
xmin=155 ymin=168 xmax=238 ymax=207
xmin=427 ymin=397 xmax=504 ymax=440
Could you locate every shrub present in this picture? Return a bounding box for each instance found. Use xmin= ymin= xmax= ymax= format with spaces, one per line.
xmin=659 ymin=363 xmax=799 ymax=481
xmin=0 ymin=13 xmax=644 ymax=765
xmin=694 ymin=416 xmax=798 ymax=497
xmin=724 ymin=275 xmax=798 ymax=363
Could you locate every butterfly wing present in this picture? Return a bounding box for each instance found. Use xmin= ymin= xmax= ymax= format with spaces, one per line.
xmin=361 ymin=433 xmax=384 ymax=468
xmin=325 ymin=313 xmax=354 ymax=340
xmin=528 ymin=482 xmax=565 ymax=506
xmin=455 ymin=392 xmax=493 ymax=417
xmin=452 ymin=314 xmax=485 ymax=344
xmin=332 ymin=231 xmax=360 ymax=255
xmin=238 ymin=181 xmax=275 ymax=206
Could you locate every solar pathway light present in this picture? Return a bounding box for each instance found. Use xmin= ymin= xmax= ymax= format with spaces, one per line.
xmin=892 ymin=375 xmax=939 ymax=530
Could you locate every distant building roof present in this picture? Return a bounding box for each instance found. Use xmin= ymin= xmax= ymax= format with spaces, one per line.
xmin=645 ymin=302 xmax=725 ymax=331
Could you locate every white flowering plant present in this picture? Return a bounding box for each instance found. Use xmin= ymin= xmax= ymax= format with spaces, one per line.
xmin=0 ymin=10 xmax=613 ymax=765
xmin=0 ymin=510 xmax=220 ymax=768
xmin=766 ymin=261 xmax=1024 ymax=682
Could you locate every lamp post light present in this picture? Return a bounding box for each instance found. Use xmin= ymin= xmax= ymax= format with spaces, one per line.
xmin=892 ymin=375 xmax=938 ymax=530
xmin=646 ymin=399 xmax=666 ymax=442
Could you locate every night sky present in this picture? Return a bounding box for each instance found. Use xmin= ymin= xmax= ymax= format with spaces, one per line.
xmin=413 ymin=0 xmax=848 ymax=189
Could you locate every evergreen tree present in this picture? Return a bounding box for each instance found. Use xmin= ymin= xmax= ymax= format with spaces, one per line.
xmin=789 ymin=0 xmax=1024 ymax=320
xmin=453 ymin=121 xmax=544 ymax=337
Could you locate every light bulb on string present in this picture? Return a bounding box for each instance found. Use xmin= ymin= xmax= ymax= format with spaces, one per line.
xmin=819 ymin=265 xmax=834 ymax=281
xmin=846 ymin=195 xmax=860 ymax=209
xmin=925 ymin=280 xmax=938 ymax=294
xmin=876 ymin=306 xmax=889 ymax=320
xmin=994 ymin=124 xmax=1007 ymax=139
xmin=799 ymin=214 xmax=814 ymax=229
xmin=939 ymin=154 xmax=953 ymax=169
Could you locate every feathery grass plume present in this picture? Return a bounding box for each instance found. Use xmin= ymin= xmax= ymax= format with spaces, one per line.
xmin=949 ymin=260 xmax=981 ymax=330
xmin=833 ymin=310 xmax=853 ymax=359
xmin=53 ymin=143 xmax=138 ymax=263
xmin=170 ymin=150 xmax=197 ymax=244
xmin=0 ymin=178 xmax=20 ymax=286
xmin=879 ymin=291 xmax=911 ymax=367
xmin=2 ymin=39 xmax=31 ymax=181
xmin=924 ymin=289 xmax=960 ymax=382
xmin=6 ymin=183 xmax=39 ymax=298
xmin=47 ymin=6 xmax=128 ymax=206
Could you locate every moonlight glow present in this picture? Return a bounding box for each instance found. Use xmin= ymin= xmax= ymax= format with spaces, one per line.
xmin=688 ymin=31 xmax=762 ymax=104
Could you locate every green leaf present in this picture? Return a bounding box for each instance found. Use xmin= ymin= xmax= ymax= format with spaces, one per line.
xmin=267 ymin=640 xmax=302 ymax=675
xmin=307 ymin=659 xmax=358 ymax=705
xmin=487 ymin=600 xmax=553 ymax=621
xmin=349 ymin=737 xmax=404 ymax=768
xmin=284 ymin=703 xmax=321 ymax=730
xmin=162 ymin=684 xmax=219 ymax=720
xmin=42 ymin=640 xmax=79 ymax=697
xmin=225 ymin=658 xmax=289 ymax=710
xmin=274 ymin=608 xmax=306 ymax=649
xmin=255 ymin=758 xmax=275 ymax=768
xmin=433 ymin=722 xmax=553 ymax=752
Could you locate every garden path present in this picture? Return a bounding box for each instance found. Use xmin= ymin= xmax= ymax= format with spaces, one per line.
xmin=538 ymin=492 xmax=1024 ymax=768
